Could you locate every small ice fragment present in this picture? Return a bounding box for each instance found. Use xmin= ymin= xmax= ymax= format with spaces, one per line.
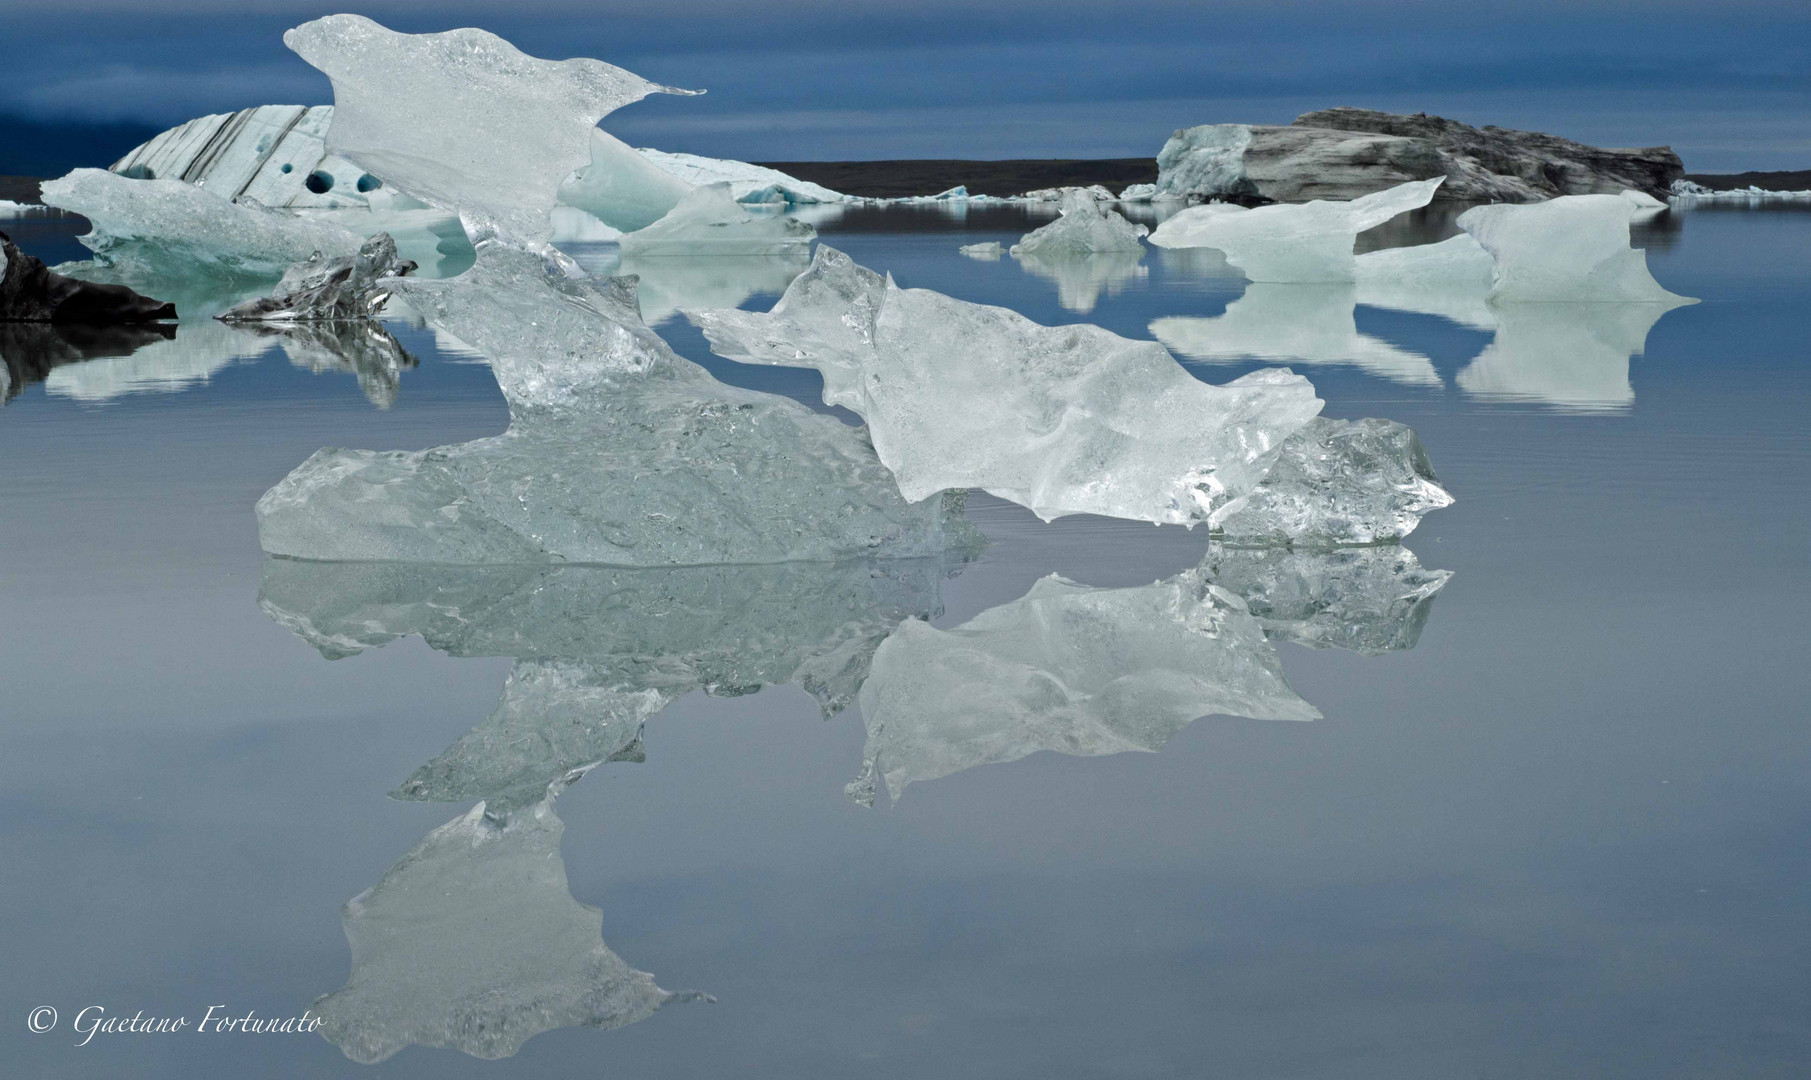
xmin=1148 ymin=177 xmax=1445 ymax=282
xmin=617 ymin=183 xmax=816 ymax=256
xmin=216 ymin=232 xmax=415 ymax=322
xmin=959 ymin=241 xmax=1004 ymax=258
xmin=1009 ymin=189 xmax=1147 ymax=257
xmin=1202 ymin=544 xmax=1452 ymax=655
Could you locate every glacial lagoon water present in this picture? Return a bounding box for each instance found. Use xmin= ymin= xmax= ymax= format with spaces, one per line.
xmin=2 ymin=201 xmax=1808 ymax=1078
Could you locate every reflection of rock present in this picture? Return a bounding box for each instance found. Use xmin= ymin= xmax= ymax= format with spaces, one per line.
xmin=852 ymin=570 xmax=1319 ymax=805
xmin=1 ymin=231 xmax=176 ymax=323
xmin=258 ymin=556 xmax=953 ymax=809
xmin=1014 ymin=248 xmax=1147 ymax=313
xmin=235 ymin=320 xmax=418 ymax=408
xmin=1151 ymin=283 xmax=1441 ymax=385
xmin=0 ymin=321 xmax=176 ymax=404
xmin=313 ymin=797 xmax=709 ymax=1064
xmin=1455 ymin=302 xmax=1678 ymax=412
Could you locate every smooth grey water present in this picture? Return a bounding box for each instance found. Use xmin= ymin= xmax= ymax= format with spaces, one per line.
xmin=2 ymin=202 xmax=1808 ymax=1078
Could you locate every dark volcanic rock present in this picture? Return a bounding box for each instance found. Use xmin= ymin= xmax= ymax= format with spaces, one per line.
xmin=1155 ymin=109 xmax=1683 ymax=204
xmin=1 ymin=231 xmax=177 ymax=323
xmin=1295 ymin=108 xmax=1683 ymax=199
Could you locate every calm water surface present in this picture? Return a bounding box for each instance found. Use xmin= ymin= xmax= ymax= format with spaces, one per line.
xmin=2 ymin=202 xmax=1807 ymax=1078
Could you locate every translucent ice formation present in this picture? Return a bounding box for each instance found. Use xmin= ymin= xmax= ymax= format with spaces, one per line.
xmin=1352 ymin=234 xmax=1499 ymax=332
xmin=614 ymin=251 xmax=810 ymax=326
xmin=1219 ymin=417 xmax=1453 ymax=545
xmin=556 ymin=129 xmax=695 ymax=233
xmin=284 ymin=14 xmax=700 ymax=251
xmin=635 ymin=149 xmax=850 ymax=204
xmin=1009 ymin=189 xmax=1147 ymax=257
xmin=312 ymin=798 xmax=708 ymax=1063
xmin=1456 ymin=193 xmax=1691 ymax=303
xmin=237 ymin=320 xmax=418 ymax=408
xmin=1147 ymin=177 xmax=1445 ymax=282
xmin=850 ymin=568 xmax=1319 ymax=804
xmin=617 ymin=183 xmax=817 ymax=256
xmin=959 ymin=241 xmax=1005 ymax=258
xmin=40 ymin=169 xmax=363 ymax=279
xmin=216 ymin=232 xmax=414 ymax=321
xmin=257 ymin=245 xmax=967 ymax=564
xmin=1152 ymin=283 xmax=1442 ymax=385
xmin=691 ymin=245 xmax=1449 ymax=542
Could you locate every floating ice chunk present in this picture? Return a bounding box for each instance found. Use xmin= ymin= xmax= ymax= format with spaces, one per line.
xmin=1216 ymin=416 xmax=1453 ymax=545
xmin=852 ymin=569 xmax=1319 ymax=804
xmin=1152 ymin=283 xmax=1442 ymax=385
xmin=634 ymin=148 xmax=850 ymax=204
xmin=1201 ymin=544 xmax=1451 ymax=654
xmin=284 ymin=14 xmax=700 ymax=251
xmin=1455 ymin=301 xmax=1679 ymax=412
xmin=1015 ymin=248 xmax=1147 ymax=313
xmin=313 ymin=798 xmax=707 ymax=1064
xmin=1619 ymin=188 xmax=1667 ymax=210
xmin=1017 ymin=184 xmax=1115 ymax=203
xmin=557 ymin=129 xmax=695 ymax=233
xmin=687 ymin=245 xmax=1324 ymax=526
xmin=1118 ymin=183 xmax=1158 ymax=202
xmin=257 ymin=245 xmax=966 ymax=564
xmin=217 ymin=232 xmax=414 ymax=321
xmin=40 ymin=169 xmax=363 ymax=279
xmin=1148 ymin=177 xmax=1445 ymax=282
xmin=617 ymin=183 xmax=816 ymax=256
xmin=1009 ymin=189 xmax=1147 ymax=257
xmin=1456 ymin=194 xmax=1692 ymax=303
xmin=1668 ymin=179 xmax=1811 ymax=201
xmin=0 ymin=199 xmax=51 ymax=218
xmin=959 ymin=241 xmax=1004 ymax=258
xmin=1352 ymin=234 xmax=1499 ymax=331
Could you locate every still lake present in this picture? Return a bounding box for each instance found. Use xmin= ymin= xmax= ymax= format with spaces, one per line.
xmin=2 ymin=200 xmax=1808 ymax=1078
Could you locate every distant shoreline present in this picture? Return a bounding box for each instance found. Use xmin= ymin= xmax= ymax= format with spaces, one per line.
xmin=5 ymin=167 xmax=1807 ymax=207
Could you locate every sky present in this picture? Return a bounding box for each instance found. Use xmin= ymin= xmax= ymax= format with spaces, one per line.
xmin=1 ymin=0 xmax=1808 ymax=173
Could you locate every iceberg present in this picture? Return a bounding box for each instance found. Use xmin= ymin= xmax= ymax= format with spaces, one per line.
xmin=257 ymin=245 xmax=968 ymax=564
xmin=1016 ymin=184 xmax=1115 ymax=203
xmin=40 ymin=169 xmax=363 ymax=280
xmin=216 ymin=232 xmax=414 ymax=322
xmin=1151 ymin=283 xmax=1442 ymax=385
xmin=1456 ymin=193 xmax=1692 ymax=303
xmin=617 ymin=182 xmax=816 ymax=256
xmin=688 ymin=246 xmax=1326 ymax=527
xmin=1118 ymin=183 xmax=1159 ymax=202
xmin=284 ymin=14 xmax=701 ymax=251
xmin=1015 ymin=248 xmax=1147 ymax=313
xmin=312 ymin=798 xmax=708 ymax=1063
xmin=850 ymin=568 xmax=1319 ymax=804
xmin=959 ymin=241 xmax=1005 ymax=259
xmin=692 ymin=246 xmax=1452 ymax=541
xmin=1352 ymin=234 xmax=1499 ymax=332
xmin=556 ymin=129 xmax=695 ymax=233
xmin=1009 ymin=189 xmax=1147 ymax=258
xmin=635 ymin=149 xmax=850 ymax=205
xmin=1147 ymin=178 xmax=1445 ymax=282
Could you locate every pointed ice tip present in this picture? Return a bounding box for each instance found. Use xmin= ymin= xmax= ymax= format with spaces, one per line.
xmin=659 ymin=85 xmax=707 ymax=97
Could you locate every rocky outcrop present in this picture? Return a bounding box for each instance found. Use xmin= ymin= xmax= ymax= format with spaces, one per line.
xmin=1156 ymin=108 xmax=1683 ymax=205
xmin=0 ymin=231 xmax=177 ymax=323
